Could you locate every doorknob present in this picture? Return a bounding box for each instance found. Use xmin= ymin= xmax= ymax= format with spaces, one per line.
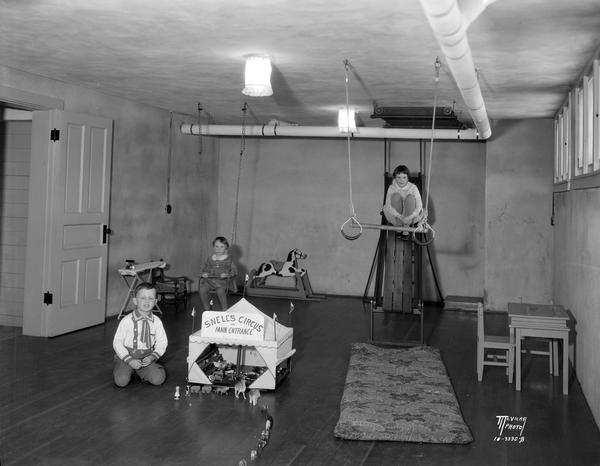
xmin=103 ymin=225 xmax=113 ymax=244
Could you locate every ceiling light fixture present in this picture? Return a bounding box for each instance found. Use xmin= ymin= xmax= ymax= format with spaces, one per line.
xmin=242 ymin=55 xmax=273 ymax=97
xmin=338 ymin=108 xmax=357 ymax=133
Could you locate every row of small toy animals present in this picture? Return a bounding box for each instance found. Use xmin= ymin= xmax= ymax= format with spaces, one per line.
xmin=239 ymin=413 xmax=274 ymax=466
xmin=187 ymin=380 xmax=261 ymax=405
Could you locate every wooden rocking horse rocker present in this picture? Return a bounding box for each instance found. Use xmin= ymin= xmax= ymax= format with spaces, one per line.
xmin=245 ymin=248 xmax=325 ymax=301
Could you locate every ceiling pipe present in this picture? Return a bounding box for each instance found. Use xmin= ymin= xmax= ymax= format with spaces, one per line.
xmin=419 ymin=0 xmax=493 ymax=139
xmin=180 ymin=123 xmax=481 ymax=140
xmin=458 ymin=0 xmax=497 ymax=24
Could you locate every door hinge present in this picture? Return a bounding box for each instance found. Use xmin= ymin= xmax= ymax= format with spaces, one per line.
xmin=43 ymin=291 xmax=53 ymax=305
xmin=50 ymin=128 xmax=60 ymax=142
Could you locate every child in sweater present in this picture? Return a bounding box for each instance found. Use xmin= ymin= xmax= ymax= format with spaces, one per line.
xmin=198 ymin=236 xmax=238 ymax=311
xmin=383 ymin=164 xmax=424 ymax=227
xmin=113 ymin=282 xmax=168 ymax=387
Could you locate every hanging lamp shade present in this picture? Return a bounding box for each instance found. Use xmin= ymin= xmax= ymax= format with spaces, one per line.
xmin=242 ymin=55 xmax=273 ymax=97
xmin=338 ymin=108 xmax=357 ymax=133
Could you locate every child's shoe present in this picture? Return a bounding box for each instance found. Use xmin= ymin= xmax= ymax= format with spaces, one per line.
xmin=398 ymin=231 xmax=411 ymax=241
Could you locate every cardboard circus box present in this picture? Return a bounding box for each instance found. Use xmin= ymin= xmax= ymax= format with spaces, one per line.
xmin=187 ymin=298 xmax=296 ymax=390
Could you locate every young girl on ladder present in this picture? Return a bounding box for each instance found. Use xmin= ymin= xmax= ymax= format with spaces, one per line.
xmin=383 ymin=164 xmax=424 ymax=229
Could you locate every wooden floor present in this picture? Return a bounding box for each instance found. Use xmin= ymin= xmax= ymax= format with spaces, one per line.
xmin=1 ymin=294 xmax=599 ymax=465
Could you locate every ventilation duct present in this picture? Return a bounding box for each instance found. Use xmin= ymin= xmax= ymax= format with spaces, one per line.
xmin=371 ymin=106 xmax=466 ymax=130
xmin=180 ymin=123 xmax=482 ymax=140
xmin=419 ymin=0 xmax=493 ymax=139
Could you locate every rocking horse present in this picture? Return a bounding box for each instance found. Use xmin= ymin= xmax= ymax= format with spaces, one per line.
xmin=245 ymin=248 xmax=325 ymax=301
xmin=253 ymin=248 xmax=307 ymax=286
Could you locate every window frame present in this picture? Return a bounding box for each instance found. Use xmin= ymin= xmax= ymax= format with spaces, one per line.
xmin=554 ymin=56 xmax=600 ymax=191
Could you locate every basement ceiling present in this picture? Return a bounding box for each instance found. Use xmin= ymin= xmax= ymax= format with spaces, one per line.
xmin=1 ymin=0 xmax=599 ymax=129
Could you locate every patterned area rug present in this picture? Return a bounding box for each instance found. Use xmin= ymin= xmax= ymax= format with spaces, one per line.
xmin=333 ymin=343 xmax=473 ymax=443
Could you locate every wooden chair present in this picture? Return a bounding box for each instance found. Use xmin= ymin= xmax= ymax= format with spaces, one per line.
xmin=477 ymin=301 xmax=514 ymax=383
xmin=152 ymin=267 xmax=191 ymax=312
xmin=201 ymin=276 xmax=238 ymax=311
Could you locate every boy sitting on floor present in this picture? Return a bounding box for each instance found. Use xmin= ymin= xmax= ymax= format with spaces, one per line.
xmin=113 ymin=282 xmax=168 ymax=387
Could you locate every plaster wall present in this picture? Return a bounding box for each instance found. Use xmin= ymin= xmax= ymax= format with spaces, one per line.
xmin=0 ymin=65 xmax=215 ymax=318
xmin=426 ymin=140 xmax=486 ymax=300
xmin=484 ymin=119 xmax=554 ymax=311
xmin=553 ymin=188 xmax=600 ymax=427
xmin=216 ymin=136 xmax=486 ymax=299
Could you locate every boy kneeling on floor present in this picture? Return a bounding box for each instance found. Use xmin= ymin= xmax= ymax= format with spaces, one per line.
xmin=113 ymin=282 xmax=168 ymax=387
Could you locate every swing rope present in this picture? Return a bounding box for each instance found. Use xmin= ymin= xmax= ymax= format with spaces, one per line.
xmin=340 ymin=59 xmax=362 ymax=240
xmin=165 ymin=111 xmax=173 ymax=211
xmin=232 ymin=102 xmax=247 ymax=245
xmin=197 ymin=102 xmax=203 ymax=156
xmin=422 ymin=57 xmax=441 ymax=221
xmin=411 ymin=58 xmax=441 ymax=246
xmin=340 ymin=59 xmax=441 ymax=245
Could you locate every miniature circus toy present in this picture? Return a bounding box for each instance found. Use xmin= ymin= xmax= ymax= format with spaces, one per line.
xmin=213 ymin=386 xmax=230 ymax=395
xmin=187 ymin=298 xmax=296 ymax=390
xmin=189 ymin=385 xmax=201 ymax=395
xmin=248 ymin=389 xmax=261 ymax=406
xmin=234 ymin=377 xmax=247 ymax=399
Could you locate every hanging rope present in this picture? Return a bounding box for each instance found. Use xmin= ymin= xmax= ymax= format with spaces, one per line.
xmin=339 ymin=59 xmax=440 ymax=244
xmin=165 ymin=111 xmax=173 ymax=214
xmin=197 ymin=102 xmax=203 ymax=156
xmin=231 ymin=102 xmax=247 ymax=245
xmin=411 ymin=58 xmax=441 ymax=246
xmin=422 ymin=57 xmax=441 ymax=221
xmin=340 ymin=59 xmax=362 ymax=240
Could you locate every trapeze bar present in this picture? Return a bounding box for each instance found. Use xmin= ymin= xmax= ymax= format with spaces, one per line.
xmin=340 ymin=216 xmax=435 ymax=244
xmin=352 ymin=222 xmax=424 ymax=233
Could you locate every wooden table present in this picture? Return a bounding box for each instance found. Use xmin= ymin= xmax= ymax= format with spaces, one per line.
xmin=508 ymin=302 xmax=570 ymax=395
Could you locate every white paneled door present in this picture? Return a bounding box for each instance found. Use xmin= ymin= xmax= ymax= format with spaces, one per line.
xmin=23 ymin=110 xmax=113 ymax=336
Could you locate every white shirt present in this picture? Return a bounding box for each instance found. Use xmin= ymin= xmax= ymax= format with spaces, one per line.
xmin=113 ymin=310 xmax=168 ymax=362
xmin=383 ymin=181 xmax=424 ymax=223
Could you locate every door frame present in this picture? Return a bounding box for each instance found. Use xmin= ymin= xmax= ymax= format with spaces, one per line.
xmin=0 ymin=87 xmax=65 ymax=331
xmin=22 ymin=110 xmax=113 ymax=336
xmin=2 ymin=87 xmax=105 ymax=337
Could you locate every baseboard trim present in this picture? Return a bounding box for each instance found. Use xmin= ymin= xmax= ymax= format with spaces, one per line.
xmin=0 ymin=314 xmax=23 ymax=327
xmin=444 ymin=295 xmax=483 ymax=312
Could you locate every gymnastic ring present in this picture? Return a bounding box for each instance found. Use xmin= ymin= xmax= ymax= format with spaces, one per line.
xmin=340 ymin=216 xmax=362 ymax=240
xmin=412 ymin=223 xmax=435 ymax=246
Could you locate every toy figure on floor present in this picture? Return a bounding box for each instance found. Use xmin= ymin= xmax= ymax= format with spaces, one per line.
xmin=199 ymin=236 xmax=238 ymax=311
xmin=112 ymin=282 xmax=168 ymax=387
xmin=382 ymin=164 xmax=424 ymax=236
